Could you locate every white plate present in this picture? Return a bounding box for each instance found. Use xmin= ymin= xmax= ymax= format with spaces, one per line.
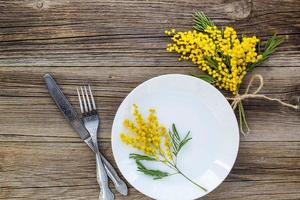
xmin=111 ymin=74 xmax=239 ymax=200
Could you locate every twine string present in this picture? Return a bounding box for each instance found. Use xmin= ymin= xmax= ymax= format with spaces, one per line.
xmin=227 ymin=74 xmax=299 ymax=110
xmin=226 ymin=74 xmax=299 ymax=135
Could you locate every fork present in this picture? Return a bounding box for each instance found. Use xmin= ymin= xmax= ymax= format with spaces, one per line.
xmin=77 ymin=86 xmax=114 ymax=200
xmin=77 ymin=86 xmax=128 ymax=197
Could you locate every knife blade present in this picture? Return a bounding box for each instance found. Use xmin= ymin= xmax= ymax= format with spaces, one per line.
xmin=43 ymin=73 xmax=90 ymax=140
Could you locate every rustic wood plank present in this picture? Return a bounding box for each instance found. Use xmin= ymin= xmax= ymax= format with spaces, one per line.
xmin=0 ymin=1 xmax=299 ymax=199
xmin=0 ymin=0 xmax=299 ymax=67
xmin=2 ymin=182 xmax=299 ymax=200
xmin=0 ymin=141 xmax=299 ymax=199
xmin=202 ymin=182 xmax=300 ymax=200
xmin=0 ymin=66 xmax=299 ymax=142
xmin=0 ymin=186 xmax=149 ymax=200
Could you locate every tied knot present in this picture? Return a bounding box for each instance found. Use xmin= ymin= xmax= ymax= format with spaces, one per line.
xmin=228 ymin=74 xmax=264 ymax=110
xmin=226 ymin=74 xmax=298 ymax=135
xmin=227 ymin=74 xmax=299 ymax=111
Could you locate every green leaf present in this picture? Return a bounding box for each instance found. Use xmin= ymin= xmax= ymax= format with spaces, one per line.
xmin=130 ymin=156 xmax=170 ymax=180
xmin=172 ymin=123 xmax=181 ymax=140
xmin=262 ymin=34 xmax=284 ymax=57
xmin=205 ymin=56 xmax=218 ymax=70
xmin=177 ymin=138 xmax=192 ymax=154
xmin=138 ymin=166 xmax=170 ymax=180
xmin=191 ymin=73 xmax=216 ymax=84
xmin=248 ymin=34 xmax=283 ymax=72
xmin=176 ymin=131 xmax=192 ymax=155
xmin=183 ymin=131 xmax=191 ymax=141
xmin=135 ymin=159 xmax=144 ymax=169
xmin=129 ymin=153 xmax=156 ymax=161
xmin=169 ymin=130 xmax=179 ymax=151
xmin=169 ymin=123 xmax=193 ymax=157
xmin=193 ymin=11 xmax=214 ymax=32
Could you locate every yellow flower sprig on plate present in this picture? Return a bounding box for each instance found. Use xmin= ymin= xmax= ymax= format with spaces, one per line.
xmin=165 ymin=11 xmax=284 ymax=134
xmin=120 ymin=104 xmax=207 ymax=191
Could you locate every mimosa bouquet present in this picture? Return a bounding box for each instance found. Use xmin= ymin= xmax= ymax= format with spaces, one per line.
xmin=165 ymin=11 xmax=298 ymax=134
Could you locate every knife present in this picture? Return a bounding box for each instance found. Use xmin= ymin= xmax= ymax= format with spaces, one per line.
xmin=43 ymin=73 xmax=128 ymax=196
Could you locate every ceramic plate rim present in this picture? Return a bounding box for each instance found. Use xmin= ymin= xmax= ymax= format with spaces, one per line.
xmin=111 ymin=74 xmax=239 ymax=199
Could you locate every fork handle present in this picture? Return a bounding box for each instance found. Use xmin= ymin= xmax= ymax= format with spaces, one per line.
xmin=85 ymin=137 xmax=114 ymax=200
xmin=84 ymin=137 xmax=128 ymax=195
xmin=95 ymin=152 xmax=114 ymax=200
xmin=99 ymin=153 xmax=128 ymax=195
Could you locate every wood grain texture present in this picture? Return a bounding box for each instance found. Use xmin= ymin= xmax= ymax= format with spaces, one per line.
xmin=0 ymin=0 xmax=299 ymax=199
xmin=0 ymin=67 xmax=299 ymax=143
xmin=0 ymin=0 xmax=299 ymax=67
xmin=0 ymin=142 xmax=299 ymax=199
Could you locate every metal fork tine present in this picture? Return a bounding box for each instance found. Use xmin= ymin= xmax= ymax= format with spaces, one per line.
xmin=80 ymin=87 xmax=88 ymax=113
xmin=84 ymin=86 xmax=92 ymax=112
xmin=77 ymin=88 xmax=84 ymax=113
xmin=89 ymin=85 xmax=96 ymax=110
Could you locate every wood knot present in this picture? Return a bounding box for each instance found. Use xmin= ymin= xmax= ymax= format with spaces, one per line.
xmin=36 ymin=0 xmax=44 ymax=9
xmin=224 ymin=0 xmax=253 ymax=20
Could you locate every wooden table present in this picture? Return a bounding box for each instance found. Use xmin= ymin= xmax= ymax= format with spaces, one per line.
xmin=1 ymin=0 xmax=299 ymax=199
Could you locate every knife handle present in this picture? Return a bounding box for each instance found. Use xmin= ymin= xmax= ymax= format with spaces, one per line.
xmin=100 ymin=153 xmax=128 ymax=196
xmin=84 ymin=137 xmax=128 ymax=196
xmin=95 ymin=153 xmax=114 ymax=200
